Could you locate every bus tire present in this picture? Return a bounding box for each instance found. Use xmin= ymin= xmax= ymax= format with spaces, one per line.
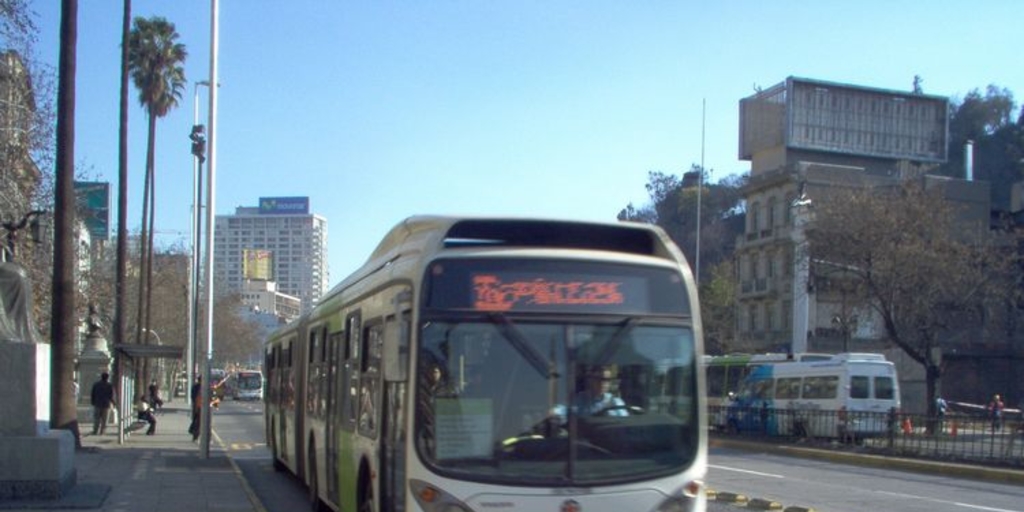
xmin=358 ymin=465 xmax=375 ymax=512
xmin=270 ymin=423 xmax=286 ymax=472
xmin=308 ymin=442 xmax=327 ymax=512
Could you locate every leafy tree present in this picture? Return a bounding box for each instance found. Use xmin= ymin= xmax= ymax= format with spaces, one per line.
xmin=937 ymin=85 xmax=1024 ymax=210
xmin=127 ymin=16 xmax=186 ymax=384
xmin=700 ymin=260 xmax=738 ymax=354
xmin=619 ymin=167 xmax=746 ymax=282
xmin=804 ymin=180 xmax=1018 ymax=420
xmin=210 ymin=293 xmax=267 ymax=368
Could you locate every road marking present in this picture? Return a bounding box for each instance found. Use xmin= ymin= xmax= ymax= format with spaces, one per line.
xmin=875 ymin=489 xmax=1019 ymax=512
xmin=952 ymin=503 xmax=1020 ymax=512
xmin=709 ymin=464 xmax=784 ymax=479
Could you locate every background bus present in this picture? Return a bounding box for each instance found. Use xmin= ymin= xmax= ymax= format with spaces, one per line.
xmin=724 ymin=352 xmax=900 ymax=439
xmin=232 ymin=370 xmax=264 ymax=401
xmin=704 ymin=352 xmax=831 ymax=428
xmin=264 ymin=216 xmax=707 ymax=512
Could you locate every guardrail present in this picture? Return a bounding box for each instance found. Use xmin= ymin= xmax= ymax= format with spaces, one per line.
xmin=709 ymin=405 xmax=1024 ymax=468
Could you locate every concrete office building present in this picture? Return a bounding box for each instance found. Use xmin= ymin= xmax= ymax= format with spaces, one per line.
xmin=735 ymin=77 xmax=957 ymax=353
xmin=214 ymin=196 xmax=328 ymax=313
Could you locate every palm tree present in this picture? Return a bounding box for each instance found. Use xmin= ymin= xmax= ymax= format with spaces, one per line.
xmin=52 ymin=0 xmax=81 ymax=448
xmin=127 ymin=16 xmax=186 ymax=387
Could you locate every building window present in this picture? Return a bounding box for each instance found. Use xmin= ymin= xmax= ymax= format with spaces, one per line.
xmin=750 ymin=201 xmax=761 ymax=233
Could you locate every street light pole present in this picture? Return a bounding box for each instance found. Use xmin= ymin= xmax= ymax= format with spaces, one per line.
xmin=201 ymin=0 xmax=220 ymax=459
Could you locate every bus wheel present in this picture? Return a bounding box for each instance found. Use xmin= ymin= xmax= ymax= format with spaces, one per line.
xmin=270 ymin=428 xmax=285 ymax=472
xmin=308 ymin=447 xmax=326 ymax=512
xmin=358 ymin=472 xmax=375 ymax=512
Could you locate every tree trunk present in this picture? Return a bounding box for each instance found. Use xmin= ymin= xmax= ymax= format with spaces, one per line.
xmin=142 ymin=112 xmax=158 ymax=389
xmin=134 ymin=113 xmax=153 ymax=395
xmin=924 ymin=361 xmax=940 ymax=435
xmin=113 ymin=0 xmax=131 ymax=393
xmin=52 ymin=0 xmax=81 ymax=448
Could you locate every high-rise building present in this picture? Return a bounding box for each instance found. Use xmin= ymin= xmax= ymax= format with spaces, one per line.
xmin=214 ymin=196 xmax=328 ymax=313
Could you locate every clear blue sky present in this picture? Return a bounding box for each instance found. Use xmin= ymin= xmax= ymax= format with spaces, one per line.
xmin=33 ymin=1 xmax=1024 ymax=281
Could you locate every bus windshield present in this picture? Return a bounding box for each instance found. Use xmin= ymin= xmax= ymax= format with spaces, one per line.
xmin=237 ymin=372 xmax=262 ymax=391
xmin=416 ymin=317 xmax=698 ymax=485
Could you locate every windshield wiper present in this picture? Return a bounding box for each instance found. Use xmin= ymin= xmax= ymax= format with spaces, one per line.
xmin=593 ymin=317 xmax=640 ymax=366
xmin=489 ymin=313 xmax=558 ymax=379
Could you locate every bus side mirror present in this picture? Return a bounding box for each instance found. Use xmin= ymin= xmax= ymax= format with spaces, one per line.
xmin=383 ymin=316 xmax=409 ymax=382
xmin=383 ymin=291 xmax=412 ymax=382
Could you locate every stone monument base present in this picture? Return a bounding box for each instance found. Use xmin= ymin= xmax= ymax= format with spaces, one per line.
xmin=0 ymin=342 xmax=77 ymax=500
xmin=0 ymin=430 xmax=76 ymax=500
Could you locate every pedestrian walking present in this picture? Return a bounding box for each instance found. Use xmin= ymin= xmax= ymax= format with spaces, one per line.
xmin=188 ymin=376 xmax=202 ymax=441
xmin=935 ymin=396 xmax=949 ymax=434
xmin=89 ymin=372 xmax=116 ymax=435
xmin=988 ymin=394 xmax=1005 ymax=432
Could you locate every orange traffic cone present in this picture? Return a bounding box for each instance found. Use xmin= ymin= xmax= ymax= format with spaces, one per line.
xmin=951 ymin=420 xmax=958 ymax=437
xmin=901 ymin=417 xmax=913 ymax=435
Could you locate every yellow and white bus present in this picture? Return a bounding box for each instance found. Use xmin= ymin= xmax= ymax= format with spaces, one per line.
xmin=264 ymin=216 xmax=707 ymax=512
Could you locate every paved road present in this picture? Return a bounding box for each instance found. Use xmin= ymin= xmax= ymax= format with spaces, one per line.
xmin=212 ymin=400 xmax=1023 ymax=512
xmin=213 ymin=399 xmax=309 ymax=512
xmin=709 ymin=444 xmax=1023 ymax=512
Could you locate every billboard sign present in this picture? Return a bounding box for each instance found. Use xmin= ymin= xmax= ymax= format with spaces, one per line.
xmin=259 ymin=196 xmax=309 ymax=215
xmin=243 ymin=249 xmax=273 ymax=281
xmin=74 ymin=181 xmax=110 ymax=241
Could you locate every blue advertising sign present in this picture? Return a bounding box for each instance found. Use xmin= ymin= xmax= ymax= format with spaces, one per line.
xmin=74 ymin=181 xmax=110 ymax=241
xmin=259 ymin=196 xmax=309 ymax=215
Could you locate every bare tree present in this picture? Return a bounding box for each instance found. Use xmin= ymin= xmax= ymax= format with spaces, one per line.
xmin=805 ymin=179 xmax=1019 ymax=420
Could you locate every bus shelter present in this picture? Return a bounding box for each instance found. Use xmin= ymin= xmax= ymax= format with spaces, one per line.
xmin=112 ymin=343 xmax=183 ymax=444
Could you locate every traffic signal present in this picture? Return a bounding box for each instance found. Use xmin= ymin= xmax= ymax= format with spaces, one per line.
xmin=190 ymin=124 xmax=207 ymax=163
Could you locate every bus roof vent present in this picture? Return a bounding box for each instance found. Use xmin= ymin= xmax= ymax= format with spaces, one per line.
xmin=443 ymin=219 xmax=659 ymax=256
xmin=833 ymin=352 xmax=887 ymax=362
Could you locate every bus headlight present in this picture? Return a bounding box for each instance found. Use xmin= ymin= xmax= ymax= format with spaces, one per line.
xmin=409 ymin=479 xmax=472 ymax=512
xmin=655 ymin=480 xmax=704 ymax=512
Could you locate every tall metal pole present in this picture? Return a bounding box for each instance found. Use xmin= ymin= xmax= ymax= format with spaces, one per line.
xmin=188 ymin=80 xmax=209 ymax=411
xmin=695 ymin=98 xmax=705 ymax=284
xmin=200 ymin=0 xmax=219 ymax=458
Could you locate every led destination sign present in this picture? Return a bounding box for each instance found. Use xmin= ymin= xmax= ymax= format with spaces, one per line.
xmin=425 ymin=259 xmax=689 ymax=315
xmin=473 ymin=274 xmax=625 ymax=311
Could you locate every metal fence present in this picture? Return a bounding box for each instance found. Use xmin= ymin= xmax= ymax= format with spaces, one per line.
xmin=709 ymin=405 xmax=1024 ymax=468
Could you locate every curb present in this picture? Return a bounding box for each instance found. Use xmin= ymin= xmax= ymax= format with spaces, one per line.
xmin=714 ymin=491 xmax=749 ymax=505
xmin=748 ymin=497 xmax=783 ymax=510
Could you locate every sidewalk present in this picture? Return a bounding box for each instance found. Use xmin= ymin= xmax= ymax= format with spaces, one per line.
xmin=0 ymin=406 xmax=263 ymax=512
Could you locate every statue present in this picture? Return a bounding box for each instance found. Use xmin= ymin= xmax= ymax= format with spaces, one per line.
xmin=0 ymin=262 xmax=42 ymax=343
xmin=86 ymin=302 xmax=105 ymax=337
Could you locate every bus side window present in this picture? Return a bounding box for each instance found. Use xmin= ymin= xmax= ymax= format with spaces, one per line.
xmin=874 ymin=377 xmax=895 ymax=400
xmin=343 ymin=312 xmax=362 ymax=431
xmin=850 ymin=376 xmax=870 ymax=399
xmin=776 ymin=377 xmax=801 ymax=399
xmin=358 ymin=323 xmax=384 ymax=436
xmin=752 ymin=379 xmax=773 ymax=400
xmin=803 ymin=376 xmax=838 ymax=399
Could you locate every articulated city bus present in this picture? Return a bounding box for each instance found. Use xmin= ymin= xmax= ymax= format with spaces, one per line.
xmin=264 ymin=216 xmax=707 ymax=512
